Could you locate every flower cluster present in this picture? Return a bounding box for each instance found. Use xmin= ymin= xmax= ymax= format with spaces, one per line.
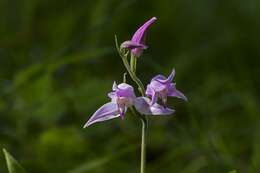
xmin=84 ymin=17 xmax=187 ymax=128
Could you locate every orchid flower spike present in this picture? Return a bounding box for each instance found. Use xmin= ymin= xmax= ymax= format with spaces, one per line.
xmin=84 ymin=82 xmax=136 ymax=127
xmin=146 ymin=69 xmax=187 ymax=106
xmin=121 ymin=17 xmax=157 ymax=58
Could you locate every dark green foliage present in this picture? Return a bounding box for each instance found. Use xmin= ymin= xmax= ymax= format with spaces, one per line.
xmin=0 ymin=0 xmax=259 ymax=172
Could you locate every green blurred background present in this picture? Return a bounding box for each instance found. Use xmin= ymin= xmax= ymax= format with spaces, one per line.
xmin=0 ymin=0 xmax=259 ymax=172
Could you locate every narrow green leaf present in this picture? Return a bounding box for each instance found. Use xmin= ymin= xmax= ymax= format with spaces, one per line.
xmin=114 ymin=34 xmax=120 ymax=53
xmin=3 ymin=149 xmax=27 ymax=173
xmin=123 ymin=72 xmax=127 ymax=83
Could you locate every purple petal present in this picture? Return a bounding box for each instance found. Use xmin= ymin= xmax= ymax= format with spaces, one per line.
xmin=130 ymin=17 xmax=157 ymax=57
xmin=108 ymin=82 xmax=118 ymax=102
xmin=117 ymin=83 xmax=134 ymax=90
xmin=150 ymin=80 xmax=167 ymax=92
xmin=154 ymin=69 xmax=175 ymax=84
xmin=149 ymin=102 xmax=174 ymax=115
xmin=84 ymin=102 xmax=120 ymax=128
xmin=108 ymin=92 xmax=117 ymax=103
xmin=134 ymin=97 xmax=175 ymax=115
xmin=151 ymin=74 xmax=167 ymax=82
xmin=134 ymin=97 xmax=153 ymax=115
xmin=166 ymin=69 xmax=175 ymax=82
xmin=145 ymin=84 xmax=158 ymax=105
xmin=150 ymin=90 xmax=158 ymax=105
xmin=112 ymin=81 xmax=118 ymax=90
xmin=131 ymin=17 xmax=157 ymax=44
xmin=120 ymin=41 xmax=148 ymax=50
xmin=116 ymin=83 xmax=136 ymax=98
xmin=145 ymin=84 xmax=154 ymax=96
xmin=168 ymin=83 xmax=188 ymax=101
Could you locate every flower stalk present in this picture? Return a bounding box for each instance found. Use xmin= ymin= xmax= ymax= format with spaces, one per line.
xmin=140 ymin=115 xmax=147 ymax=173
xmin=129 ymin=107 xmax=148 ymax=173
xmin=130 ymin=54 xmax=137 ymax=74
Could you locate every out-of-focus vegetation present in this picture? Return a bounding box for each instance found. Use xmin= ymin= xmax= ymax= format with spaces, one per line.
xmin=0 ymin=0 xmax=259 ymax=172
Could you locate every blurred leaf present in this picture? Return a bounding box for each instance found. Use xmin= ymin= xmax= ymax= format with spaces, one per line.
xmin=35 ymin=128 xmax=87 ymax=173
xmin=68 ymin=157 xmax=109 ymax=173
xmin=3 ymin=148 xmax=27 ymax=173
xmin=251 ymin=127 xmax=260 ymax=172
xmin=14 ymin=47 xmax=111 ymax=88
xmin=47 ymin=47 xmax=111 ymax=73
xmin=68 ymin=145 xmax=136 ymax=173
xmin=180 ymin=156 xmax=207 ymax=173
xmin=228 ymin=170 xmax=237 ymax=173
xmin=14 ymin=63 xmax=44 ymax=88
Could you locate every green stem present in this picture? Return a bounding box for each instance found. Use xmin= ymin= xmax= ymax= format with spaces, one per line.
xmin=129 ymin=107 xmax=148 ymax=173
xmin=140 ymin=116 xmax=147 ymax=173
xmin=130 ymin=54 xmax=137 ymax=74
xmin=121 ymin=56 xmax=145 ymax=95
xmin=123 ymin=72 xmax=127 ymax=83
